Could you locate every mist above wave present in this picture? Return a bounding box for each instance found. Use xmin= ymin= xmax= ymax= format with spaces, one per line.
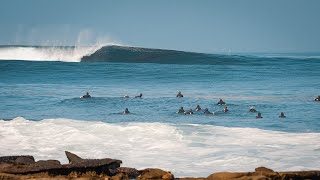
xmin=0 ymin=44 xmax=116 ymax=62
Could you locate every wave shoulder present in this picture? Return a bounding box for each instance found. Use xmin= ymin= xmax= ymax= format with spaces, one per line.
xmin=81 ymin=45 xmax=218 ymax=64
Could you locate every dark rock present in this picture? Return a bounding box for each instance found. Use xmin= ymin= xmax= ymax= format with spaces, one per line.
xmin=34 ymin=160 xmax=61 ymax=167
xmin=65 ymin=151 xmax=82 ymax=163
xmin=14 ymin=157 xmax=35 ymax=165
xmin=64 ymin=158 xmax=122 ymax=174
xmin=278 ymin=171 xmax=320 ymax=179
xmin=0 ymin=161 xmax=120 ymax=176
xmin=65 ymin=151 xmax=122 ymax=170
xmin=0 ymin=152 xmax=122 ymax=176
xmin=0 ymin=156 xmax=35 ymax=165
xmin=114 ymin=167 xmax=140 ymax=179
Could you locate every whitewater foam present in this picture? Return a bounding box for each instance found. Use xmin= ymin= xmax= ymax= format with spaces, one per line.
xmin=0 ymin=45 xmax=107 ymax=62
xmin=0 ymin=117 xmax=319 ymax=177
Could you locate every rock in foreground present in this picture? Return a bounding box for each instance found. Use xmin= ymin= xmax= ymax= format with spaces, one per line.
xmin=0 ymin=151 xmax=122 ymax=176
xmin=206 ymin=167 xmax=320 ymax=180
xmin=1 ymin=152 xmax=319 ymax=179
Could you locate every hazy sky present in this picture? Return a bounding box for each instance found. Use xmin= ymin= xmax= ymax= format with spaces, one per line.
xmin=0 ymin=0 xmax=319 ymax=53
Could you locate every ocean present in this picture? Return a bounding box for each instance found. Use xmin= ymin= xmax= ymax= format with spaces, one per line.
xmin=0 ymin=45 xmax=319 ymax=177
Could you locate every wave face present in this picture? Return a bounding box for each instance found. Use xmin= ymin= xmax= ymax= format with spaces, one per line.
xmin=1 ymin=117 xmax=320 ymax=177
xmin=81 ymin=45 xmax=237 ymax=64
xmin=0 ymin=45 xmax=103 ymax=62
xmin=81 ymin=45 xmax=320 ymax=64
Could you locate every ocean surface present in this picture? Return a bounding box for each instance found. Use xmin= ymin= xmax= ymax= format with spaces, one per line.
xmin=0 ymin=45 xmax=320 ymax=177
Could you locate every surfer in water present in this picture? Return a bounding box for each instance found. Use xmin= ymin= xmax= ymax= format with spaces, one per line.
xmin=176 ymin=91 xmax=183 ymax=98
xmin=185 ymin=109 xmax=194 ymax=115
xmin=123 ymin=108 xmax=130 ymax=114
xmin=217 ymin=99 xmax=226 ymax=105
xmin=315 ymin=95 xmax=320 ymax=101
xmin=81 ymin=92 xmax=91 ymax=98
xmin=256 ymin=112 xmax=263 ymax=119
xmin=204 ymin=108 xmax=214 ymax=115
xmin=135 ymin=93 xmax=143 ymax=98
xmin=195 ymin=105 xmax=201 ymax=111
xmin=177 ymin=107 xmax=185 ymax=114
xmin=123 ymin=95 xmax=129 ymax=98
xmin=249 ymin=106 xmax=257 ymax=112
xmin=223 ymin=106 xmax=229 ymax=112
xmin=279 ymin=112 xmax=286 ymax=118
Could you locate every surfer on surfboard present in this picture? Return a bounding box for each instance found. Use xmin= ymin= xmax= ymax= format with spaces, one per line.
xmin=217 ymin=99 xmax=226 ymax=105
xmin=176 ymin=91 xmax=183 ymax=98
xmin=81 ymin=92 xmax=91 ymax=98
xmin=123 ymin=108 xmax=130 ymax=114
xmin=256 ymin=112 xmax=263 ymax=119
xmin=177 ymin=107 xmax=185 ymax=114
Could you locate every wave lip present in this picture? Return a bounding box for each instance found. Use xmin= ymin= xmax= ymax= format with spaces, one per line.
xmin=0 ymin=45 xmax=104 ymax=62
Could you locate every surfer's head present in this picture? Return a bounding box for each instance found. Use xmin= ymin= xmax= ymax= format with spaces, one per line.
xmin=279 ymin=112 xmax=286 ymax=118
xmin=256 ymin=112 xmax=262 ymax=118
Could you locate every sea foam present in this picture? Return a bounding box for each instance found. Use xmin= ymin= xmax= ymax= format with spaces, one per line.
xmin=0 ymin=45 xmax=105 ymax=62
xmin=0 ymin=117 xmax=319 ymax=177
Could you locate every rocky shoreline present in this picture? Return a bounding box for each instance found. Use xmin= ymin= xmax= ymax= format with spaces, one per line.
xmin=1 ymin=152 xmax=319 ymax=179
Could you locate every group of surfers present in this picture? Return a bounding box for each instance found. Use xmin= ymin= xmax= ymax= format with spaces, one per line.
xmin=81 ymin=92 xmax=143 ymax=99
xmin=176 ymin=101 xmax=285 ymax=118
xmin=177 ymin=92 xmax=288 ymax=118
xmin=81 ymin=92 xmax=319 ymax=117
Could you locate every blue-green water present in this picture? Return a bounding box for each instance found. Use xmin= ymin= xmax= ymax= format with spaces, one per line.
xmin=0 ymin=47 xmax=320 ymax=176
xmin=1 ymin=58 xmax=319 ymax=132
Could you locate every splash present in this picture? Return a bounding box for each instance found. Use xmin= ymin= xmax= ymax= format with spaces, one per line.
xmin=1 ymin=117 xmax=319 ymax=177
xmin=0 ymin=30 xmax=123 ymax=62
xmin=0 ymin=44 xmax=114 ymax=62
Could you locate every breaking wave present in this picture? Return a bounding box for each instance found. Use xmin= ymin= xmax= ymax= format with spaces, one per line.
xmin=1 ymin=45 xmax=319 ymax=64
xmin=0 ymin=45 xmax=107 ymax=62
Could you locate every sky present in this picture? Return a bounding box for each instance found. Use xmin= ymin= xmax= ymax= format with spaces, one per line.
xmin=0 ymin=0 xmax=319 ymax=53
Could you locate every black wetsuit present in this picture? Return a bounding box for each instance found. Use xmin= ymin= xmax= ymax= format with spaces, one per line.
xmin=82 ymin=95 xmax=91 ymax=98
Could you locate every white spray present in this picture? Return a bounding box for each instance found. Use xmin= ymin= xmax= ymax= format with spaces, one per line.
xmin=1 ymin=117 xmax=320 ymax=177
xmin=0 ymin=30 xmax=123 ymax=62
